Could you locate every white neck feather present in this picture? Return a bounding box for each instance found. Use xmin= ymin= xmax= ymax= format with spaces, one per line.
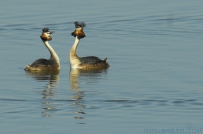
xmin=70 ymin=37 xmax=80 ymax=55
xmin=43 ymin=41 xmax=60 ymax=67
xmin=69 ymin=37 xmax=81 ymax=68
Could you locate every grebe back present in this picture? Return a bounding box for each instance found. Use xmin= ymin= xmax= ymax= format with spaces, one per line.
xmin=69 ymin=21 xmax=109 ymax=70
xmin=24 ymin=28 xmax=60 ymax=71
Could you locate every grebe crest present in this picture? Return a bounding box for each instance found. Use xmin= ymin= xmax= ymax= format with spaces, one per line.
xmin=69 ymin=21 xmax=109 ymax=70
xmin=71 ymin=21 xmax=86 ymax=39
xmin=40 ymin=28 xmax=54 ymax=41
xmin=25 ymin=27 xmax=60 ymax=71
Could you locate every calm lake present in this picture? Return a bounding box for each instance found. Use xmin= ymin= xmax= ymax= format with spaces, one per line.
xmin=1 ymin=0 xmax=203 ymax=134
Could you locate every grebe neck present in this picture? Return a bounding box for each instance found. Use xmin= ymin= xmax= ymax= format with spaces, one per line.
xmin=70 ymin=36 xmax=80 ymax=57
xmin=43 ymin=40 xmax=60 ymax=67
xmin=69 ymin=36 xmax=81 ymax=68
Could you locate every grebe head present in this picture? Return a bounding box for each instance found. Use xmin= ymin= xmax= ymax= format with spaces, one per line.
xmin=40 ymin=28 xmax=54 ymax=41
xmin=71 ymin=21 xmax=86 ymax=39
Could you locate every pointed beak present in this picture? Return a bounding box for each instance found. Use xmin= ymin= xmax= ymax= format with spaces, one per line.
xmin=50 ymin=31 xmax=55 ymax=34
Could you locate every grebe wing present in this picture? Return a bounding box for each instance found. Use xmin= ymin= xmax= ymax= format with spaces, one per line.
xmin=79 ymin=56 xmax=105 ymax=64
xmin=30 ymin=58 xmax=51 ymax=67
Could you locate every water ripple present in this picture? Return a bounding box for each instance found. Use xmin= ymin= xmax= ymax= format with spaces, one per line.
xmin=93 ymin=98 xmax=203 ymax=109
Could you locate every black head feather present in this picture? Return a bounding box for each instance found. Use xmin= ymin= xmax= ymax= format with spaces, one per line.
xmin=42 ymin=28 xmax=50 ymax=33
xmin=74 ymin=21 xmax=86 ymax=28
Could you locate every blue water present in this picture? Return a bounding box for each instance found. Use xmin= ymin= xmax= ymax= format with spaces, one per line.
xmin=0 ymin=0 xmax=203 ymax=134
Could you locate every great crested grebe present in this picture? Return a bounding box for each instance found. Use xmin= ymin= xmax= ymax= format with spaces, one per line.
xmin=24 ymin=28 xmax=60 ymax=71
xmin=70 ymin=21 xmax=109 ymax=70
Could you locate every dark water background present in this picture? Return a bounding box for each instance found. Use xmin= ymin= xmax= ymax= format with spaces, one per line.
xmin=1 ymin=0 xmax=203 ymax=133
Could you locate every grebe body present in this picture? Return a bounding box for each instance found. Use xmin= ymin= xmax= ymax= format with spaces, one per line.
xmin=25 ymin=28 xmax=60 ymax=71
xmin=69 ymin=22 xmax=109 ymax=70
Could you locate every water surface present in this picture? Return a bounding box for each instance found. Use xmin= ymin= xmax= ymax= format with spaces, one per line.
xmin=0 ymin=0 xmax=203 ymax=134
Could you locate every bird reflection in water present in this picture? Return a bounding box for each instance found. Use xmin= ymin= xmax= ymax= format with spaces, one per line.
xmin=25 ymin=70 xmax=60 ymax=117
xmin=69 ymin=69 xmax=108 ymax=124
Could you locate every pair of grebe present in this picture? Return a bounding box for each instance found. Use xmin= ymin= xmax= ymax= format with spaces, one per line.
xmin=24 ymin=22 xmax=109 ymax=71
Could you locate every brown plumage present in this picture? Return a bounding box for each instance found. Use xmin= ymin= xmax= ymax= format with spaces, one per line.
xmin=25 ymin=28 xmax=60 ymax=71
xmin=69 ymin=21 xmax=109 ymax=70
xmin=71 ymin=22 xmax=86 ymax=39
